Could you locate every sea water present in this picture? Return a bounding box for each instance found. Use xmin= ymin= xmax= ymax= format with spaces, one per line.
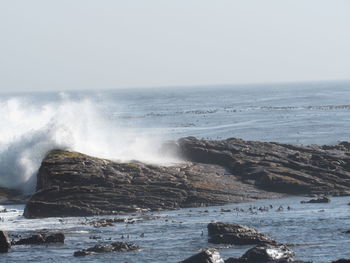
xmin=1 ymin=196 xmax=349 ymax=262
xmin=0 ymin=81 xmax=350 ymax=262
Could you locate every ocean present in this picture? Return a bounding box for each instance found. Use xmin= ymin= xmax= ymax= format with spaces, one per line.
xmin=0 ymin=81 xmax=350 ymax=262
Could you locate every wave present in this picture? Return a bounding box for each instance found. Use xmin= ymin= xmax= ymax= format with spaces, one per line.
xmin=0 ymin=94 xmax=177 ymax=193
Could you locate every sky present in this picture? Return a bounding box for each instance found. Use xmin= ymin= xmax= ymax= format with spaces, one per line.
xmin=0 ymin=0 xmax=349 ymax=92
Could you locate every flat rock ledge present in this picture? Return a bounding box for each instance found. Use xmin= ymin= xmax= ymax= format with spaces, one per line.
xmin=24 ymin=137 xmax=350 ymax=218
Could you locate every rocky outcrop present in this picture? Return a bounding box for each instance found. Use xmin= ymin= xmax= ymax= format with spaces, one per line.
xmin=24 ymin=150 xmax=277 ymax=218
xmin=14 ymin=233 xmax=64 ymax=245
xmin=73 ymin=241 xmax=140 ymax=256
xmin=179 ymin=248 xmax=225 ymax=263
xmin=178 ymin=137 xmax=350 ymax=195
xmin=300 ymin=196 xmax=331 ymax=204
xmin=0 ymin=231 xmax=11 ymax=253
xmin=207 ymin=222 xmax=273 ymax=245
xmin=24 ymin=137 xmax=350 ymax=218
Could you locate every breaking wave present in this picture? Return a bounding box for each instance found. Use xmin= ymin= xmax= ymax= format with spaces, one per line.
xmin=0 ymin=94 xmax=176 ymax=193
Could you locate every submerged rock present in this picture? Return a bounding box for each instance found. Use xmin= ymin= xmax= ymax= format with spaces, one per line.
xmin=207 ymin=222 xmax=274 ymax=245
xmin=0 ymin=230 xmax=11 ymax=253
xmin=300 ymin=197 xmax=331 ymax=204
xmin=179 ymin=248 xmax=225 ymax=263
xmin=73 ymin=241 xmax=140 ymax=256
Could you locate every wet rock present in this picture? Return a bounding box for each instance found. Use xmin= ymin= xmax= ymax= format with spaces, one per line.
xmin=15 ymin=234 xmax=45 ymax=245
xmin=14 ymin=233 xmax=65 ymax=245
xmin=332 ymin=260 xmax=350 ymax=263
xmin=0 ymin=230 xmax=11 ymax=253
xmin=73 ymin=241 xmax=140 ymax=256
xmin=44 ymin=233 xmax=65 ymax=243
xmin=24 ymin=149 xmax=277 ymax=218
xmin=300 ymin=197 xmax=331 ymax=204
xmin=207 ymin=222 xmax=274 ymax=245
xmin=24 ymin=136 xmax=350 ymax=218
xmin=178 ymin=137 xmax=350 ymax=195
xmin=225 ymin=244 xmax=294 ymax=263
xmin=179 ymin=248 xmax=225 ymax=263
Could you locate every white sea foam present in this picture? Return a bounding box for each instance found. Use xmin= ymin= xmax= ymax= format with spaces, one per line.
xmin=0 ymin=94 xmax=177 ymax=193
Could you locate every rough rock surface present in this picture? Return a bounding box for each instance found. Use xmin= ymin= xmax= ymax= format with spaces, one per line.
xmin=73 ymin=241 xmax=140 ymax=256
xmin=225 ymin=244 xmax=295 ymax=263
xmin=24 ymin=137 xmax=350 ymax=218
xmin=14 ymin=233 xmax=65 ymax=245
xmin=0 ymin=231 xmax=11 ymax=253
xmin=207 ymin=222 xmax=273 ymax=245
xmin=179 ymin=248 xmax=225 ymax=263
xmin=24 ymin=150 xmax=277 ymax=218
xmin=178 ymin=137 xmax=350 ymax=195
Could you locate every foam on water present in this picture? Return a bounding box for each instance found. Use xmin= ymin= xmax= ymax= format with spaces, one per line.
xmin=0 ymin=94 xmax=177 ymax=193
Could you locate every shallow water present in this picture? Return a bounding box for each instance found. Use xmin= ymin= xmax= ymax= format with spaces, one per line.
xmin=1 ymin=196 xmax=349 ymax=262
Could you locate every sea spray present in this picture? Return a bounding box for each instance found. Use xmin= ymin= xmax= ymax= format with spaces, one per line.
xmin=0 ymin=94 xmax=178 ymax=193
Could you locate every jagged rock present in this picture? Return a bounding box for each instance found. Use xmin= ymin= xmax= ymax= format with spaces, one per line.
xmin=73 ymin=241 xmax=140 ymax=256
xmin=14 ymin=233 xmax=64 ymax=245
xmin=300 ymin=197 xmax=331 ymax=203
xmin=24 ymin=149 xmax=277 ymax=218
xmin=24 ymin=136 xmax=350 ymax=218
xmin=0 ymin=231 xmax=11 ymax=253
xmin=207 ymin=222 xmax=274 ymax=245
xmin=178 ymin=137 xmax=350 ymax=195
xmin=179 ymin=248 xmax=225 ymax=263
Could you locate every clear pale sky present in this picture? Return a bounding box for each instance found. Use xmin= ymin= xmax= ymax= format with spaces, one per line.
xmin=0 ymin=0 xmax=349 ymax=91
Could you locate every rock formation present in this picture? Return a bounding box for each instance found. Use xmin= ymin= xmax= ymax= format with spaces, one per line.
xmin=24 ymin=137 xmax=350 ymax=218
xmin=207 ymin=222 xmax=273 ymax=245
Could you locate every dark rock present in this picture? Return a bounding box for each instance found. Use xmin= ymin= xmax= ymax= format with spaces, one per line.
xmin=24 ymin=136 xmax=350 ymax=218
xmin=207 ymin=222 xmax=274 ymax=245
xmin=0 ymin=230 xmax=11 ymax=253
xmin=44 ymin=233 xmax=65 ymax=243
xmin=332 ymin=260 xmax=350 ymax=263
xmin=15 ymin=234 xmax=45 ymax=245
xmin=178 ymin=137 xmax=350 ymax=195
xmin=179 ymin=248 xmax=225 ymax=263
xmin=24 ymin=149 xmax=277 ymax=218
xmin=73 ymin=241 xmax=140 ymax=256
xmin=225 ymin=244 xmax=294 ymax=263
xmin=342 ymin=230 xmax=350 ymax=234
xmin=300 ymin=197 xmax=331 ymax=204
xmin=14 ymin=233 xmax=65 ymax=245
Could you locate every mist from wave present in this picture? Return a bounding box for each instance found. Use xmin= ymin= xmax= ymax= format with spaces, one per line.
xmin=0 ymin=93 xmax=177 ymax=193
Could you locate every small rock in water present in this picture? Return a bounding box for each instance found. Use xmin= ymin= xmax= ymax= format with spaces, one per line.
xmin=73 ymin=241 xmax=141 ymax=257
xmin=0 ymin=230 xmax=11 ymax=253
xmin=14 ymin=233 xmax=65 ymax=245
xmin=225 ymin=244 xmax=295 ymax=263
xmin=207 ymin=222 xmax=274 ymax=245
xmin=178 ymin=248 xmax=224 ymax=263
xmin=331 ymin=259 xmax=350 ymax=263
xmin=300 ymin=196 xmax=331 ymax=204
